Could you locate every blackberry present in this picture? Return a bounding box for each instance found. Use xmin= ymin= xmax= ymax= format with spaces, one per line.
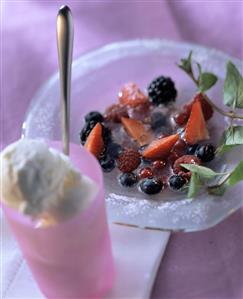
xmin=186 ymin=144 xmax=199 ymax=155
xmin=169 ymin=175 xmax=186 ymax=191
xmin=84 ymin=111 xmax=104 ymax=123
xmin=195 ymin=144 xmax=215 ymax=162
xmin=140 ymin=178 xmax=163 ymax=195
xmin=79 ymin=120 xmax=97 ymax=145
xmin=100 ymin=156 xmax=115 ymax=173
xmin=148 ymin=76 xmax=177 ymax=105
xmin=107 ymin=142 xmax=123 ymax=159
xmin=118 ymin=173 xmax=138 ymax=187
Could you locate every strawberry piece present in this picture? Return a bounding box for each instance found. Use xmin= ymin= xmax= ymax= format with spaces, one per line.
xmin=118 ymin=82 xmax=148 ymax=107
xmin=121 ymin=117 xmax=151 ymax=146
xmin=84 ymin=123 xmax=104 ymax=158
xmin=184 ymin=99 xmax=209 ymax=145
xmin=143 ymin=133 xmax=179 ymax=160
xmin=195 ymin=93 xmax=214 ymax=121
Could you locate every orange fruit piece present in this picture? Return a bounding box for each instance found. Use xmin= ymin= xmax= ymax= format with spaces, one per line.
xmin=143 ymin=133 xmax=179 ymax=160
xmin=184 ymin=99 xmax=209 ymax=145
xmin=84 ymin=123 xmax=104 ymax=158
xmin=121 ymin=117 xmax=151 ymax=146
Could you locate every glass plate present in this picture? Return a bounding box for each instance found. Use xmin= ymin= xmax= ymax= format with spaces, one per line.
xmin=22 ymin=39 xmax=243 ymax=232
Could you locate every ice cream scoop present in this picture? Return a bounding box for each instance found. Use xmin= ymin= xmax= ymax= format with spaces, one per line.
xmin=0 ymin=138 xmax=98 ymax=226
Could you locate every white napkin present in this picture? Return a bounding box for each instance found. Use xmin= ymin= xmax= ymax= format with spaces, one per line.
xmin=1 ymin=209 xmax=170 ymax=299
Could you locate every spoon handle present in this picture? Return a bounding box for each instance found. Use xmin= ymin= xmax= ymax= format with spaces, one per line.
xmin=56 ymin=5 xmax=74 ymax=155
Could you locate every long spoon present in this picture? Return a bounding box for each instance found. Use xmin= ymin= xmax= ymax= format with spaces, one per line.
xmin=56 ymin=5 xmax=74 ymax=155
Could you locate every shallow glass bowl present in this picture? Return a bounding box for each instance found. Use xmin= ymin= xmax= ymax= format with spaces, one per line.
xmin=22 ymin=39 xmax=243 ymax=232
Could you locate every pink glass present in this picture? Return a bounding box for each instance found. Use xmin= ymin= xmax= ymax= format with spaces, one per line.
xmin=2 ymin=141 xmax=115 ymax=299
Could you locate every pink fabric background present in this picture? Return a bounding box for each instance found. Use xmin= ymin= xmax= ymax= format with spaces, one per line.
xmin=1 ymin=1 xmax=243 ymax=298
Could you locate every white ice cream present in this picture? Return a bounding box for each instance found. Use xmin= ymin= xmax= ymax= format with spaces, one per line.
xmin=0 ymin=139 xmax=98 ymax=226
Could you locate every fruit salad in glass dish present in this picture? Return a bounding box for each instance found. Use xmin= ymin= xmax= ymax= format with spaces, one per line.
xmin=80 ymin=51 xmax=243 ymax=199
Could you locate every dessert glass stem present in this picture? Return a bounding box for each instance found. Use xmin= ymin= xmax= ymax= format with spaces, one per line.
xmin=56 ymin=5 xmax=74 ymax=155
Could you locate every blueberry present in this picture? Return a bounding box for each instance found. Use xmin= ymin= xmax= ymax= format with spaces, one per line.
xmin=100 ymin=157 xmax=115 ymax=173
xmin=168 ymin=175 xmax=186 ymax=191
xmin=151 ymin=112 xmax=167 ymax=130
xmin=84 ymin=111 xmax=104 ymax=123
xmin=118 ymin=173 xmax=138 ymax=187
xmin=140 ymin=178 xmax=163 ymax=195
xmin=107 ymin=142 xmax=123 ymax=159
xmin=79 ymin=120 xmax=97 ymax=145
xmin=186 ymin=144 xmax=199 ymax=155
xmin=195 ymin=144 xmax=215 ymax=162
xmin=102 ymin=125 xmax=112 ymax=145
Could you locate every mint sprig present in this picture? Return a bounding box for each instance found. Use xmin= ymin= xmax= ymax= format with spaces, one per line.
xmin=181 ymin=164 xmax=226 ymax=179
xmin=178 ymin=52 xmax=218 ymax=92
xmin=208 ymin=161 xmax=243 ymax=196
xmin=182 ymin=163 xmax=243 ymax=198
xmin=178 ymin=52 xmax=243 ymax=198
xmin=178 ymin=52 xmax=243 ymax=120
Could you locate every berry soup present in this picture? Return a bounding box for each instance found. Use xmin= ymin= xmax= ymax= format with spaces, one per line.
xmin=80 ymin=78 xmax=216 ymax=197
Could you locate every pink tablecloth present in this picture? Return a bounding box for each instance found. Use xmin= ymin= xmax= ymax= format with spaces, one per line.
xmin=1 ymin=1 xmax=243 ymax=298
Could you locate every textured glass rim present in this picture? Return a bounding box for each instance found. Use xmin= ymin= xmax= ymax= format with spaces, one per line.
xmin=22 ymin=39 xmax=243 ymax=232
xmin=22 ymin=38 xmax=242 ymax=132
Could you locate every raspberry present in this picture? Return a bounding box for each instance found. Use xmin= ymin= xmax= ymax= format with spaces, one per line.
xmin=173 ymin=155 xmax=201 ymax=174
xmin=117 ymin=149 xmax=141 ymax=173
xmin=139 ymin=167 xmax=154 ymax=179
xmin=168 ymin=152 xmax=180 ymax=166
xmin=178 ymin=171 xmax=192 ymax=181
xmin=172 ymin=139 xmax=187 ymax=156
xmin=152 ymin=160 xmax=166 ymax=170
xmin=118 ymin=82 xmax=148 ymax=107
xmin=174 ymin=112 xmax=189 ymax=126
xmin=174 ymin=102 xmax=192 ymax=126
xmin=104 ymin=104 xmax=128 ymax=122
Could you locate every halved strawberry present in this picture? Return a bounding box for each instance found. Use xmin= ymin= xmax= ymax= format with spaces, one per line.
xmin=118 ymin=82 xmax=148 ymax=107
xmin=121 ymin=117 xmax=151 ymax=146
xmin=195 ymin=93 xmax=214 ymax=121
xmin=84 ymin=123 xmax=104 ymax=158
xmin=184 ymin=99 xmax=209 ymax=145
xmin=143 ymin=133 xmax=179 ymax=160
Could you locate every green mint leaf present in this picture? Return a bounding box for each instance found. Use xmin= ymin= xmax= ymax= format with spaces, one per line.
xmin=207 ymin=161 xmax=243 ymax=196
xmin=217 ymin=126 xmax=243 ymax=154
xmin=196 ymin=62 xmax=202 ymax=78
xmin=224 ymin=61 xmax=243 ymax=109
xmin=178 ymin=51 xmax=193 ymax=74
xmin=217 ymin=144 xmax=236 ymax=155
xmin=187 ymin=172 xmax=201 ymax=198
xmin=181 ymin=164 xmax=223 ymax=179
xmin=207 ymin=184 xmax=227 ymax=196
xmin=198 ymin=72 xmax=218 ymax=92
xmin=227 ymin=160 xmax=243 ymax=186
xmin=222 ymin=126 xmax=243 ymax=146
